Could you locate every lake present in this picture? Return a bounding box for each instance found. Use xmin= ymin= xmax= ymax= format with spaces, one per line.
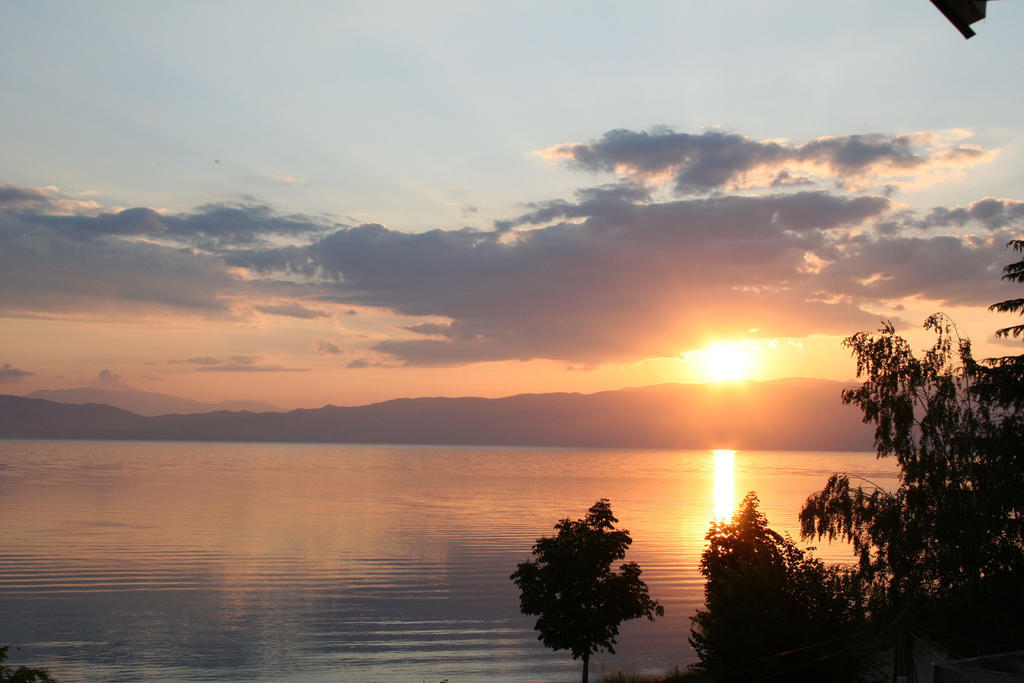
xmin=0 ymin=440 xmax=899 ymax=682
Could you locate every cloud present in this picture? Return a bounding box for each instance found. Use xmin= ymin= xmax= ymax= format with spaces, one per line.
xmin=2 ymin=125 xmax=1018 ymax=369
xmin=539 ymin=128 xmax=995 ymax=194
xmin=312 ymin=339 xmax=343 ymax=355
xmin=226 ymin=189 xmax=899 ymax=365
xmin=218 ymin=174 xmax=1017 ymax=367
xmin=5 ymin=173 xmax=1012 ymax=368
xmin=0 ymin=184 xmax=48 ymax=210
xmin=913 ymin=197 xmax=1024 ymax=232
xmin=169 ymin=354 xmax=308 ymax=372
xmin=0 ymin=362 xmax=34 ymax=384
xmin=771 ymin=170 xmax=815 ymax=188
xmin=254 ymin=302 xmax=330 ymax=319
xmin=47 ymin=198 xmax=106 ymax=216
xmin=171 ymin=356 xmax=223 ymax=365
xmin=451 ymin=203 xmax=478 ymax=218
xmin=403 ymin=322 xmax=459 ymax=338
xmin=0 ymin=229 xmax=241 ymax=316
xmin=193 ymin=360 xmax=309 ymax=370
xmin=271 ymin=175 xmax=310 ymax=187
xmin=345 ymin=357 xmax=396 ymax=369
xmin=10 ymin=193 xmax=329 ymax=247
xmin=0 ymin=185 xmax=129 ymax=218
xmin=496 ymin=182 xmax=651 ymax=231
xmin=194 ymin=362 xmax=307 ymax=374
xmin=500 ymin=189 xmax=887 ymax=235
xmin=92 ymin=369 xmax=129 ymax=389
xmin=811 ymin=231 xmax=1018 ymax=307
xmin=0 ymin=189 xmax=324 ymax=319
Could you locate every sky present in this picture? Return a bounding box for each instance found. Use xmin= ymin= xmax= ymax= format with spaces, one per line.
xmin=1 ymin=1 xmax=1023 ymax=410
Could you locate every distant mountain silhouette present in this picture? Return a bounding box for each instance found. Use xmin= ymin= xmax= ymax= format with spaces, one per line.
xmin=26 ymin=387 xmax=276 ymax=417
xmin=1 ymin=379 xmax=873 ymax=450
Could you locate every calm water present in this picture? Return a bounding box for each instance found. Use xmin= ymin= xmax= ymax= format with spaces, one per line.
xmin=0 ymin=441 xmax=899 ymax=682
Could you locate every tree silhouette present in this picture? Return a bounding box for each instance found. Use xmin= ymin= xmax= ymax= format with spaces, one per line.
xmin=510 ymin=499 xmax=662 ymax=683
xmin=989 ymin=239 xmax=1024 ymax=340
xmin=800 ymin=315 xmax=1024 ymax=654
xmin=983 ymin=239 xmax=1024 ymax=408
xmin=691 ymin=493 xmax=867 ymax=682
xmin=0 ymin=647 xmax=58 ymax=683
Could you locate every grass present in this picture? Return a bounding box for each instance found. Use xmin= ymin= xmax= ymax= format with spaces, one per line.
xmin=602 ymin=666 xmax=712 ymax=682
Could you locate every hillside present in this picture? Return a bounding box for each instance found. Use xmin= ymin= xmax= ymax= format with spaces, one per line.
xmin=26 ymin=387 xmax=276 ymax=416
xmin=1 ymin=378 xmax=873 ymax=450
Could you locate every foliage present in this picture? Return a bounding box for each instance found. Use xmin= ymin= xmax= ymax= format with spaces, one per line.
xmin=799 ymin=314 xmax=1024 ymax=651
xmin=690 ymin=493 xmax=868 ymax=682
xmin=982 ymin=239 xmax=1024 ymax=409
xmin=989 ymin=239 xmax=1024 ymax=340
xmin=0 ymin=648 xmax=58 ymax=683
xmin=511 ymin=499 xmax=662 ymax=683
xmin=602 ymin=668 xmax=709 ymax=683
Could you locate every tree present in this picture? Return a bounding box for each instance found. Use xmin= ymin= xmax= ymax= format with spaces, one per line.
xmin=510 ymin=499 xmax=662 ymax=683
xmin=690 ymin=493 xmax=867 ymax=682
xmin=983 ymin=238 xmax=1024 ymax=408
xmin=0 ymin=647 xmax=58 ymax=683
xmin=799 ymin=314 xmax=1024 ymax=653
xmin=989 ymin=239 xmax=1024 ymax=340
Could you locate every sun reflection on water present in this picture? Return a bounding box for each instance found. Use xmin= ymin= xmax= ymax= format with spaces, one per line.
xmin=713 ymin=449 xmax=736 ymax=521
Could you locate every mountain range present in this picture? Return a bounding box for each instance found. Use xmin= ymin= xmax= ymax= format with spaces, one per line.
xmin=26 ymin=387 xmax=276 ymax=416
xmin=1 ymin=378 xmax=874 ymax=451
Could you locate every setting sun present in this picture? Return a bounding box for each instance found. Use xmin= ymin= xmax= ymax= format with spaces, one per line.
xmin=701 ymin=343 xmax=753 ymax=382
xmin=3 ymin=2 xmax=1023 ymax=680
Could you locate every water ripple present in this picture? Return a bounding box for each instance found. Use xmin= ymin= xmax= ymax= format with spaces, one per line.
xmin=0 ymin=441 xmax=896 ymax=682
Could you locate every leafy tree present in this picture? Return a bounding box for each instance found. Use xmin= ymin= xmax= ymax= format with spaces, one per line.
xmin=0 ymin=647 xmax=58 ymax=683
xmin=989 ymin=239 xmax=1024 ymax=340
xmin=799 ymin=314 xmax=1024 ymax=653
xmin=510 ymin=499 xmax=663 ymax=683
xmin=982 ymin=238 xmax=1024 ymax=408
xmin=690 ymin=493 xmax=867 ymax=682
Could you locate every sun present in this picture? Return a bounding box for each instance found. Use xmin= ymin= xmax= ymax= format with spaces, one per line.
xmin=701 ymin=342 xmax=752 ymax=382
